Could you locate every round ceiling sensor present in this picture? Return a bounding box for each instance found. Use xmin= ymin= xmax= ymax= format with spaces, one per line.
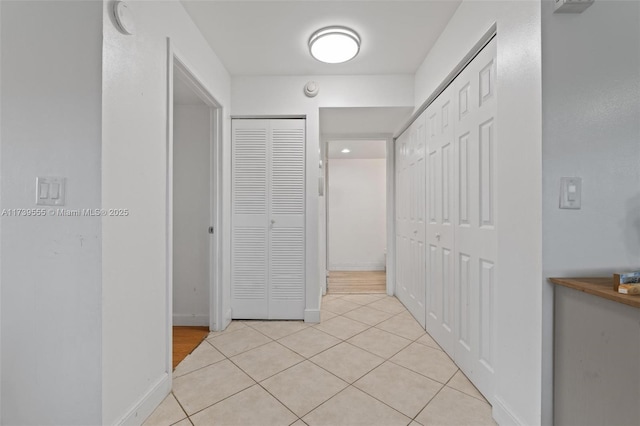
xmin=309 ymin=26 xmax=360 ymax=64
xmin=113 ymin=1 xmax=136 ymax=35
xmin=304 ymin=81 xmax=319 ymax=97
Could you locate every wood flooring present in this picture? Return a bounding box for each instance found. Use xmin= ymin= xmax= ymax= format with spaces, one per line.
xmin=328 ymin=270 xmax=386 ymax=294
xmin=173 ymin=326 xmax=209 ymax=369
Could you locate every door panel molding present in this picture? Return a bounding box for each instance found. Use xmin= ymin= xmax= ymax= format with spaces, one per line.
xmin=394 ymin=37 xmax=498 ymax=404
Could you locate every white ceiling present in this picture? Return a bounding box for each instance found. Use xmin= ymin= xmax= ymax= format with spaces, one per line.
xmin=320 ymin=106 xmax=414 ymax=136
xmin=327 ymin=139 xmax=387 ymax=159
xmin=180 ymin=0 xmax=462 ymax=76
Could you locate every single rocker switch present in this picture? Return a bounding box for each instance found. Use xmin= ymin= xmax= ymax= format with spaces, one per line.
xmin=560 ymin=177 xmax=581 ymax=210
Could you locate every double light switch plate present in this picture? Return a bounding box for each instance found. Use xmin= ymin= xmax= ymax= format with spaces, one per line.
xmin=36 ymin=177 xmax=66 ymax=206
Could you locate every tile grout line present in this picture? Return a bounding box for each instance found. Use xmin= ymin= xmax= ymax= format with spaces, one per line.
xmin=167 ymin=391 xmax=189 ymax=426
xmin=409 ymin=366 xmax=463 ymax=425
xmin=385 ymin=355 xmax=455 ymax=386
xmin=254 ymin=379 xmax=303 ymax=423
xmin=226 ymin=340 xmax=307 ymax=383
xmin=313 ymin=319 xmax=373 ymax=340
xmin=304 ymin=381 xmax=415 ymax=425
xmin=209 ymin=300 xmax=437 ymax=370
xmin=179 ymin=329 xmax=269 ymax=421
xmin=443 ymin=382 xmax=493 ymax=405
xmin=295 ymin=383 xmax=354 ymax=422
xmin=321 ymin=295 xmax=401 ymax=316
xmin=211 ymin=318 xmax=358 ymax=424
xmin=255 ymin=337 xmax=351 ymax=420
xmin=277 ymin=329 xmax=343 ymax=360
xmin=172 ymin=354 xmax=227 ymax=380
xmin=208 ymin=327 xmax=275 ymax=358
xmin=346 ymin=340 xmax=450 ymax=419
xmin=180 ymin=370 xmax=258 ymax=420
xmin=176 ymin=346 xmax=422 ymax=425
xmin=352 ymin=376 xmax=428 ymax=423
xmin=241 ymin=320 xmax=312 ymax=339
xmin=304 ymin=347 xmax=366 ymax=385
xmin=317 ymin=316 xmax=417 ymax=357
xmin=175 ymin=295 xmax=472 ymax=426
xmin=339 ymin=305 xmax=460 ymax=419
xmin=306 ymin=341 xmax=384 ymax=384
xmin=321 ymin=309 xmax=456 ymax=387
xmin=205 ymin=322 xmax=250 ymax=341
xmin=316 ymin=300 xmax=429 ymax=362
xmin=386 ymin=314 xmax=491 ymax=404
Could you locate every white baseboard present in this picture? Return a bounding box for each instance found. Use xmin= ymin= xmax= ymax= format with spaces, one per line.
xmin=385 ymin=273 xmax=394 ymax=296
xmin=304 ymin=308 xmax=320 ymax=323
xmin=223 ymin=308 xmax=232 ymax=329
xmin=116 ymin=372 xmax=171 ymax=426
xmin=173 ymin=314 xmax=209 ymax=327
xmin=492 ymin=395 xmax=525 ymax=426
xmin=329 ymin=263 xmax=386 ymax=271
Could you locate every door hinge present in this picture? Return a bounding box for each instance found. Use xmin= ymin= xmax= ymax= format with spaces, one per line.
xmin=208 ymin=226 xmax=214 ymax=234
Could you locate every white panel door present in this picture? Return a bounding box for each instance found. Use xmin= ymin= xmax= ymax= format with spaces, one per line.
xmin=453 ymin=38 xmax=497 ymax=398
xmin=231 ymin=118 xmax=306 ymax=320
xmin=425 ymin=84 xmax=456 ymax=354
xmin=395 ymin=129 xmax=409 ymax=316
xmin=393 ymin=37 xmax=497 ymax=402
xmin=396 ymin=115 xmax=426 ymax=327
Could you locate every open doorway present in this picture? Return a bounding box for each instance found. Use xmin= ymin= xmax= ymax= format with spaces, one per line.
xmin=168 ymin=55 xmax=222 ymax=369
xmin=326 ymin=140 xmax=387 ymax=294
xmin=318 ymin=106 xmax=413 ymax=297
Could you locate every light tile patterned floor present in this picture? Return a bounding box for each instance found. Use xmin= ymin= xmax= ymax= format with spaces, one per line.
xmin=143 ymin=294 xmax=496 ymax=426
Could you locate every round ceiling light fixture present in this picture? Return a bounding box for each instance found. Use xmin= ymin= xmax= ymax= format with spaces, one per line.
xmin=309 ymin=26 xmax=360 ymax=64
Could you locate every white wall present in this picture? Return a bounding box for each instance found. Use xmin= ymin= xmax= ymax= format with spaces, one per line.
xmin=413 ymin=2 xmax=542 ymax=424
xmin=0 ymin=1 xmax=103 ymax=424
xmin=173 ymin=105 xmax=210 ymax=326
xmin=231 ymin=74 xmax=413 ymax=321
xmin=541 ymin=0 xmax=640 ymax=423
xmin=328 ymin=158 xmax=386 ymax=271
xmin=102 ymin=0 xmax=231 ymax=424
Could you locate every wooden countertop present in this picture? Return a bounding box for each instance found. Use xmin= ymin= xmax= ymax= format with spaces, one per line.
xmin=549 ymin=277 xmax=640 ymax=309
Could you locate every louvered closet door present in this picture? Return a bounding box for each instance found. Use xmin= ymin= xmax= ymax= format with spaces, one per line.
xmin=269 ymin=119 xmax=305 ymax=319
xmin=425 ymin=84 xmax=455 ymax=353
xmin=231 ymin=118 xmax=306 ymax=320
xmin=453 ymin=38 xmax=497 ymax=398
xmin=232 ymin=119 xmax=269 ymax=318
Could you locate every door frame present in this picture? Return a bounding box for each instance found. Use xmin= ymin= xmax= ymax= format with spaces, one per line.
xmin=166 ymin=39 xmax=223 ymax=376
xmin=321 ymin=134 xmax=395 ymax=296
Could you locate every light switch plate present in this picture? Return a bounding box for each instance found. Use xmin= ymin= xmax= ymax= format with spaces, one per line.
xmin=36 ymin=177 xmax=66 ymax=206
xmin=560 ymin=177 xmax=581 ymax=209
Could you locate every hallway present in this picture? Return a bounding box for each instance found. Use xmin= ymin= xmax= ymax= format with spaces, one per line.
xmin=144 ymin=295 xmax=495 ymax=426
